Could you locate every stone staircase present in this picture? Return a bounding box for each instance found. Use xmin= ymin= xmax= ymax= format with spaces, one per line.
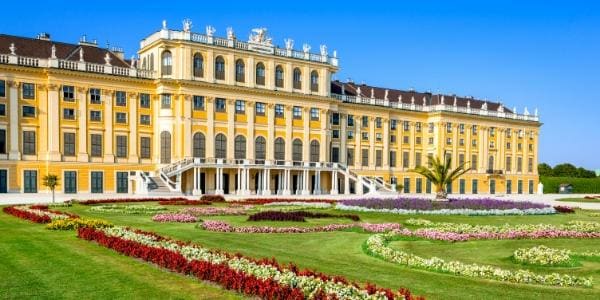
xmin=147 ymin=176 xmax=177 ymax=195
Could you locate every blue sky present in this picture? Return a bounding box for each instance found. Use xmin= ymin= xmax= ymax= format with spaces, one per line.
xmin=1 ymin=1 xmax=598 ymax=169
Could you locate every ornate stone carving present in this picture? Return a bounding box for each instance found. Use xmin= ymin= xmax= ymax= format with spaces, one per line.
xmin=226 ymin=27 xmax=235 ymax=40
xmin=248 ymin=28 xmax=272 ymax=45
xmin=77 ymin=86 xmax=87 ymax=94
xmin=47 ymin=84 xmax=59 ymax=91
xmin=182 ymin=19 xmax=192 ymax=32
xmin=227 ymin=99 xmax=235 ymax=105
xmin=302 ymin=43 xmax=311 ymax=53
xmin=284 ymin=38 xmax=294 ymax=50
xmin=162 ymin=20 xmax=168 ymax=30
xmin=51 ymin=44 xmax=56 ymax=59
xmin=319 ymin=44 xmax=327 ymax=56
xmin=206 ymin=25 xmax=216 ymax=37
xmin=104 ymin=52 xmax=111 ymax=65
xmin=267 ymin=103 xmax=274 ymax=109
xmin=129 ymin=92 xmax=139 ymax=99
xmin=9 ymin=43 xmax=16 ymax=55
xmin=7 ymin=80 xmax=20 ymax=88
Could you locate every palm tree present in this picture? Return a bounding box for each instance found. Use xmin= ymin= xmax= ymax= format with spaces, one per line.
xmin=412 ymin=155 xmax=469 ymax=200
xmin=42 ymin=174 xmax=60 ymax=203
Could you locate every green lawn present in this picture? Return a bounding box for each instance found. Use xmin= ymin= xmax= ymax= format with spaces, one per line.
xmin=557 ymin=198 xmax=600 ymax=203
xmin=4 ymin=202 xmax=600 ymax=299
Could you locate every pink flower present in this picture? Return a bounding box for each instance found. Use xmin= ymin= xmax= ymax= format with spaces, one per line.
xmin=152 ymin=213 xmax=198 ymax=223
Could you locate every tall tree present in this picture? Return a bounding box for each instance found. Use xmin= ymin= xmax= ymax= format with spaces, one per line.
xmin=537 ymin=163 xmax=553 ymax=177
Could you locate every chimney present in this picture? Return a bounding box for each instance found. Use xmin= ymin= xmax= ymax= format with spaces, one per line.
xmin=37 ymin=32 xmax=51 ymax=41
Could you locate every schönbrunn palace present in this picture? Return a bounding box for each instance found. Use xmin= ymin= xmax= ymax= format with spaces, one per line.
xmin=0 ymin=20 xmax=541 ymax=196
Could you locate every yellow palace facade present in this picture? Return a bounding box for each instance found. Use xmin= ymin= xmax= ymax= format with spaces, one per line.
xmin=0 ymin=21 xmax=541 ymax=195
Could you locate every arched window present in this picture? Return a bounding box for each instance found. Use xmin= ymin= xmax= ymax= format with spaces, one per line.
xmin=255 ymin=63 xmax=265 ymax=86
xmin=149 ymin=53 xmax=154 ymax=71
xmin=235 ymin=59 xmax=245 ymax=82
xmin=193 ymin=53 xmax=203 ymax=77
xmin=234 ymin=135 xmax=246 ymax=159
xmin=310 ymin=71 xmax=319 ymax=92
xmin=215 ymin=133 xmax=227 ymax=159
xmin=274 ymin=137 xmax=285 ymax=161
xmin=275 ymin=65 xmax=284 ymax=88
xmin=488 ymin=156 xmax=494 ymax=171
xmin=292 ymin=139 xmax=302 ymax=162
xmin=293 ymin=68 xmax=302 ymax=89
xmin=193 ymin=132 xmax=205 ymax=158
xmin=255 ymin=136 xmax=266 ymax=161
xmin=310 ymin=140 xmax=320 ymax=162
xmin=160 ymin=131 xmax=171 ymax=164
xmin=161 ymin=50 xmax=172 ymax=76
xmin=215 ymin=56 xmax=225 ymax=80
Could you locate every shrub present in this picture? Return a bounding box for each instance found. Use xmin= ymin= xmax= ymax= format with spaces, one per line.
xmin=541 ymin=176 xmax=600 ymax=194
xmin=553 ymin=206 xmax=575 ymax=213
xmin=199 ymin=195 xmax=225 ymax=202
xmin=46 ymin=218 xmax=113 ymax=230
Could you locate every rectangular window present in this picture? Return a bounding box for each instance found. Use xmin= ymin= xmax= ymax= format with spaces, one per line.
xmin=402 ymin=151 xmax=409 ymax=168
xmin=375 ymin=150 xmax=382 ymax=167
xmin=91 ymin=171 xmax=103 ymax=193
xmin=22 ymin=83 xmax=35 ymax=99
xmin=446 ymin=138 xmax=452 ymax=145
xmin=22 ymin=106 xmax=36 ymax=117
xmin=446 ymin=122 xmax=452 ymax=133
xmin=140 ymin=93 xmax=151 ymax=108
xmin=518 ymin=180 xmax=523 ymax=194
xmin=459 ymin=123 xmax=465 ymax=134
xmin=275 ymin=104 xmax=284 ymax=117
xmin=0 ymin=129 xmax=6 ymax=154
xmin=90 ymin=134 xmax=102 ymax=157
xmin=361 ymin=149 xmax=369 ymax=167
xmin=428 ymin=122 xmax=434 ymax=133
xmin=390 ymin=135 xmax=396 ymax=143
xmin=161 ymin=94 xmax=172 ymax=109
xmin=0 ymin=80 xmax=5 ymax=97
xmin=403 ymin=121 xmax=410 ymax=131
xmin=116 ymin=171 xmax=129 ymax=193
xmin=347 ymin=149 xmax=354 ymax=166
xmin=459 ymin=138 xmax=464 ymax=146
xmin=506 ymin=180 xmax=512 ymax=194
xmin=63 ymin=108 xmax=75 ymax=120
xmin=331 ymin=147 xmax=339 ymax=163
xmin=415 ymin=152 xmax=422 ymax=167
xmin=23 ymin=170 xmax=37 ymax=193
xmin=62 ymin=85 xmax=75 ymax=101
xmin=235 ymin=100 xmax=245 ymax=113
xmin=472 ymin=179 xmax=478 ymax=194
xmin=115 ymin=112 xmax=127 ymax=124
xmin=517 ymin=157 xmax=523 ymax=172
xmin=332 ymin=130 xmax=340 ymax=139
xmin=416 ymin=178 xmax=423 ymax=193
xmin=403 ymin=178 xmax=410 ymax=193
xmin=140 ymin=114 xmax=151 ymax=125
xmin=347 ymin=115 xmax=354 ymax=127
xmin=293 ymin=106 xmax=302 ymax=119
xmin=312 ymin=108 xmax=321 ymax=121
xmin=140 ymin=137 xmax=151 ymax=159
xmin=115 ymin=91 xmax=127 ymax=106
xmin=90 ymin=110 xmax=102 ymax=122
xmin=64 ymin=171 xmax=77 ymax=194
xmin=255 ymin=102 xmax=265 ymax=115
xmin=459 ymin=179 xmax=466 ymax=194
xmin=376 ymin=133 xmax=382 ymax=142
xmin=472 ymin=125 xmax=478 ymax=135
xmin=459 ymin=153 xmax=465 ymax=166
xmin=403 ymin=136 xmax=409 ymax=144
xmin=22 ymin=131 xmax=36 ymax=155
xmin=347 ymin=130 xmax=354 ymax=140
xmin=0 ymin=104 xmax=5 ymax=116
xmin=528 ymin=157 xmax=534 ymax=173
xmin=362 ymin=116 xmax=369 ymax=127
xmin=428 ymin=137 xmax=434 ymax=145
xmin=362 ymin=132 xmax=368 ymax=141
xmin=528 ymin=180 xmax=534 ymax=194
xmin=471 ymin=154 xmax=478 ymax=170
xmin=389 ymin=151 xmax=396 ymax=167
xmin=416 ymin=137 xmax=422 ymax=145
xmin=426 ymin=179 xmax=432 ymax=193
xmin=390 ymin=119 xmax=397 ymax=130
xmin=90 ymin=88 xmax=101 ymax=104
xmin=375 ymin=117 xmax=382 ymax=128
xmin=116 ymin=135 xmax=128 ymax=158
xmin=63 ymin=132 xmax=75 ymax=156
xmin=415 ymin=122 xmax=422 ymax=132
xmin=472 ymin=139 xmax=477 ymax=147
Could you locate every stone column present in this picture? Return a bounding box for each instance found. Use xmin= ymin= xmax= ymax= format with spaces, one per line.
xmin=302 ymin=169 xmax=310 ymax=195
xmin=344 ymin=173 xmax=350 ymax=195
xmin=263 ymin=169 xmax=271 ymax=195
xmin=128 ymin=92 xmax=139 ymax=163
xmin=8 ymin=81 xmax=20 ymax=160
xmin=46 ymin=84 xmax=61 ymax=161
xmin=103 ymin=90 xmax=115 ymax=162
xmin=283 ymin=169 xmax=291 ymax=195
xmin=77 ymin=87 xmax=88 ymax=162
xmin=330 ymin=170 xmax=338 ymax=195
xmin=215 ymin=168 xmax=223 ymax=194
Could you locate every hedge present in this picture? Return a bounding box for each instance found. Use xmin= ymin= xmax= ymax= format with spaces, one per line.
xmin=541 ymin=176 xmax=600 ymax=194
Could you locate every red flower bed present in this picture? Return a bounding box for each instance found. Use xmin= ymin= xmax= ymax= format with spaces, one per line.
xmin=200 ymin=195 xmax=226 ymax=202
xmin=229 ymin=198 xmax=337 ymax=205
xmin=3 ymin=206 xmax=52 ymax=223
xmin=78 ymin=197 xmax=189 ymax=205
xmin=158 ymin=200 xmax=212 ymax=206
xmin=248 ymin=210 xmax=360 ymax=222
xmin=553 ymin=206 xmax=575 ymax=213
xmin=77 ymin=227 xmax=305 ymax=299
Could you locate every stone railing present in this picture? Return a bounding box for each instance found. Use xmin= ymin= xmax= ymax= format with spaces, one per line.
xmin=141 ymin=29 xmax=339 ymax=67
xmin=0 ymin=53 xmax=155 ymax=79
xmin=332 ymin=94 xmax=540 ymax=122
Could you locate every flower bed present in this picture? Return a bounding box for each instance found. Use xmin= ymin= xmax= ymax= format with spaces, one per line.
xmin=158 ymin=200 xmax=212 ymax=206
xmin=46 ymin=218 xmax=113 ymax=230
xmin=3 ymin=205 xmax=77 ymax=223
xmin=202 ymin=220 xmax=401 ymax=234
xmin=152 ymin=213 xmax=199 ymax=223
xmin=248 ymin=210 xmax=360 ymax=222
xmin=78 ymin=197 xmax=189 ymax=205
xmin=337 ymin=198 xmax=556 ymax=216
xmin=78 ymin=226 xmax=419 ymax=300
xmin=200 ymin=195 xmax=226 ymax=202
xmin=89 ymin=204 xmax=167 ymax=215
xmin=513 ymin=246 xmax=572 ymax=266
xmin=365 ymin=232 xmax=592 ymax=287
xmin=180 ymin=206 xmax=250 ymax=216
xmin=263 ymin=201 xmax=333 ymax=209
xmin=229 ymin=198 xmax=337 ymax=205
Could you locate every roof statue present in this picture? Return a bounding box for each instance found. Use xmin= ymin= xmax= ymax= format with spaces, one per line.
xmin=320 ymin=44 xmax=327 ymax=56
xmin=534 ymin=108 xmax=538 ymax=116
xmin=182 ymin=19 xmax=192 ymax=33
xmin=440 ymin=95 xmax=445 ymax=105
xmin=284 ymin=38 xmax=294 ymax=50
xmin=206 ymin=25 xmax=216 ymax=37
xmin=130 ymin=55 xmax=137 ymax=68
xmin=341 ymin=84 xmax=345 ymax=95
xmin=162 ymin=20 xmax=167 ymax=30
xmin=104 ymin=52 xmax=111 ymax=65
xmin=9 ymin=43 xmax=16 ymax=55
xmin=453 ymin=96 xmax=457 ymax=106
xmin=333 ymin=50 xmax=337 ymax=58
xmin=481 ymin=102 xmax=487 ymax=110
xmin=226 ymin=27 xmax=235 ymax=40
xmin=79 ymin=48 xmax=84 ymax=62
xmin=498 ymin=104 xmax=504 ymax=112
xmin=303 ymin=43 xmax=311 ymax=53
xmin=467 ymin=100 xmax=471 ymax=108
xmin=370 ymin=88 xmax=374 ymax=98
xmin=248 ymin=28 xmax=272 ymax=45
xmin=384 ymin=89 xmax=389 ymax=100
xmin=51 ymin=44 xmax=56 ymax=59
xmin=398 ymin=94 xmax=402 ymax=102
xmin=356 ymin=86 xmax=361 ymax=97
xmin=422 ymin=96 xmax=426 ymax=105
xmin=524 ymin=107 xmax=529 ymax=116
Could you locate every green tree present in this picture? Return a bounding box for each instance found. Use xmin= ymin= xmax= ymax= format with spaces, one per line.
xmin=412 ymin=155 xmax=469 ymax=200
xmin=42 ymin=174 xmax=60 ymax=203
xmin=553 ymin=163 xmax=578 ymax=177
xmin=537 ymin=163 xmax=553 ymax=177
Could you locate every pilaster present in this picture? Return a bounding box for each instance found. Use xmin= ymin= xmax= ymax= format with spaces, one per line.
xmin=7 ymin=81 xmax=20 ymax=160
xmin=128 ymin=92 xmax=139 ymax=163
xmin=103 ymin=90 xmax=114 ymax=162
xmin=46 ymin=84 xmax=61 ymax=161
xmin=77 ymin=87 xmax=89 ymax=162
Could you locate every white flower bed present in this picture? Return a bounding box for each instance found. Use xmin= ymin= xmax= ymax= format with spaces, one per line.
xmin=262 ymin=201 xmax=333 ymax=209
xmin=336 ymin=204 xmax=557 ymax=216
xmin=513 ymin=246 xmax=572 ymax=266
